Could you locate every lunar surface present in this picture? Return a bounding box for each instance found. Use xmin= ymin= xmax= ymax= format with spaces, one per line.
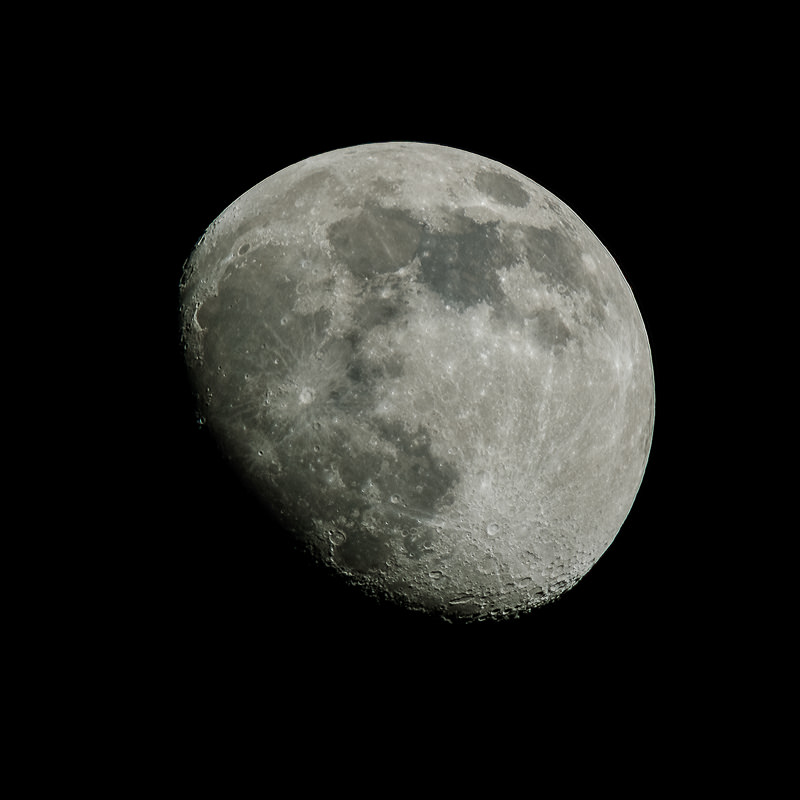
xmin=180 ymin=142 xmax=654 ymax=621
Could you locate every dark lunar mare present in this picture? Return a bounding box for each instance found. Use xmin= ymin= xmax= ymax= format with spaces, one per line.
xmin=188 ymin=232 xmax=464 ymax=583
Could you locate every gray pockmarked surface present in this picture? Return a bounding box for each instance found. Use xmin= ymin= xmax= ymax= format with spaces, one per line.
xmin=180 ymin=142 xmax=654 ymax=621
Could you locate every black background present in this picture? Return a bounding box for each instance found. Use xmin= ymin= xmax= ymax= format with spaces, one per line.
xmin=19 ymin=12 xmax=782 ymax=790
xmin=129 ymin=34 xmax=748 ymax=757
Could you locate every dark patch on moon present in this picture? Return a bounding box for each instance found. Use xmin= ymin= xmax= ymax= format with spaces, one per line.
xmin=529 ymin=307 xmax=572 ymax=352
xmin=346 ymin=352 xmax=403 ymax=386
xmin=519 ymin=225 xmax=584 ymax=291
xmin=341 ymin=294 xmax=410 ymax=396
xmin=417 ymin=216 xmax=507 ymax=309
xmin=328 ymin=420 xmax=459 ymax=574
xmin=352 ymin=294 xmax=407 ymax=330
xmin=197 ymin=248 xmax=301 ymax=386
xmin=309 ymin=337 xmax=365 ymax=414
xmin=490 ymin=301 xmax=573 ymax=354
xmin=374 ymin=419 xmax=459 ymax=515
xmin=334 ymin=528 xmax=392 ymax=573
xmin=509 ymin=223 xmax=608 ymax=322
xmin=329 ymin=204 xmax=422 ymax=277
xmin=475 ymin=170 xmax=529 ymax=207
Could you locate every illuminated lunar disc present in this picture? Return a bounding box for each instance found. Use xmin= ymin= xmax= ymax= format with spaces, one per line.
xmin=180 ymin=142 xmax=654 ymax=621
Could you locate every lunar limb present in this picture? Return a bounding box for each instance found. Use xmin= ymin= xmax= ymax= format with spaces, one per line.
xmin=180 ymin=142 xmax=654 ymax=621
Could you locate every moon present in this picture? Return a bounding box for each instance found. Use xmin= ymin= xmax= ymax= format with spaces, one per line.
xmin=179 ymin=142 xmax=654 ymax=622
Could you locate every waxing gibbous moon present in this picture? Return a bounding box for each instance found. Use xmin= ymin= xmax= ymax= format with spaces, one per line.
xmin=180 ymin=142 xmax=654 ymax=622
